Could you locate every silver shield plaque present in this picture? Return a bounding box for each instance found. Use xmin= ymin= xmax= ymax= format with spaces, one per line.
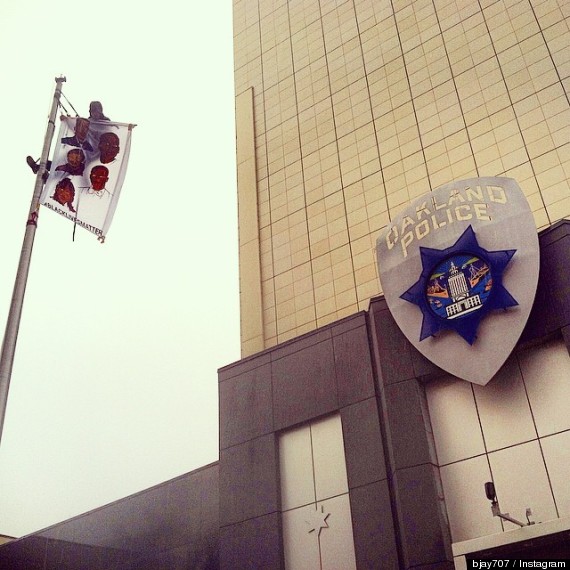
xmin=376 ymin=177 xmax=540 ymax=386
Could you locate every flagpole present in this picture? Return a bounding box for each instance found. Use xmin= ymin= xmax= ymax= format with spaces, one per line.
xmin=0 ymin=76 xmax=66 ymax=447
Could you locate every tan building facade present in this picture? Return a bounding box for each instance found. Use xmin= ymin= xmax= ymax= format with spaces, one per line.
xmin=233 ymin=0 xmax=570 ymax=357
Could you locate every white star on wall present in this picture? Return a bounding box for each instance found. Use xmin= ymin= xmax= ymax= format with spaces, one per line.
xmin=305 ymin=504 xmax=330 ymax=537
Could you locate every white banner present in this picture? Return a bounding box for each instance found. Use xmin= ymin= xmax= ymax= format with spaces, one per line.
xmin=40 ymin=116 xmax=133 ymax=241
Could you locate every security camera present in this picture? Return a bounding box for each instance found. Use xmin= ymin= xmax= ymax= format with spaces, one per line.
xmin=483 ymin=481 xmax=534 ymax=527
xmin=484 ymin=481 xmax=497 ymax=503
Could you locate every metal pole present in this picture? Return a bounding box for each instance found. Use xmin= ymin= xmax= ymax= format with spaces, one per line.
xmin=0 ymin=76 xmax=66 ymax=446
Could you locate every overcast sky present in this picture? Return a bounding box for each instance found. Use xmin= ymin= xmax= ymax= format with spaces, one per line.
xmin=0 ymin=1 xmax=240 ymax=537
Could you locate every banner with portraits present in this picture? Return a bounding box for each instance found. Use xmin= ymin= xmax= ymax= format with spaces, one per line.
xmin=40 ymin=116 xmax=134 ymax=241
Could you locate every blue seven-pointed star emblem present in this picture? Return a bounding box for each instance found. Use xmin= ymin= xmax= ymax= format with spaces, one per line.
xmin=400 ymin=225 xmax=518 ymax=345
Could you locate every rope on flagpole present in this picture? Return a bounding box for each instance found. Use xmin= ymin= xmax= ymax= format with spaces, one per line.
xmin=60 ymin=91 xmax=80 ymax=117
xmin=58 ymin=99 xmax=70 ymax=116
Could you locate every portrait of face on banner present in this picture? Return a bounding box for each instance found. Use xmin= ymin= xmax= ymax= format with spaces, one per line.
xmin=40 ymin=116 xmax=133 ymax=240
xmin=376 ymin=177 xmax=540 ymax=386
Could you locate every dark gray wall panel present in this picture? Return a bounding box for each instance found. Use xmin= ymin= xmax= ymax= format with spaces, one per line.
xmin=411 ymin=562 xmax=455 ymax=570
xmin=384 ymin=379 xmax=435 ymax=471
xmin=331 ymin=312 xmax=367 ymax=336
xmin=271 ymin=327 xmax=332 ymax=360
xmin=392 ymin=465 xmax=452 ymax=568
xmin=333 ymin=321 xmax=376 ymax=407
xmin=272 ymin=339 xmax=338 ymax=430
xmin=220 ymin=513 xmax=282 ymax=570
xmin=154 ymin=465 xmax=219 ymax=554
xmin=219 ymin=362 xmax=273 ymax=449
xmin=369 ymin=301 xmax=415 ymax=386
xmin=218 ymin=352 xmax=271 ymax=382
xmin=219 ymin=434 xmax=279 ymax=526
xmin=522 ymin=221 xmax=570 ymax=342
xmin=157 ymin=544 xmax=218 ymax=570
xmin=341 ymin=397 xmax=387 ymax=488
xmin=349 ymin=480 xmax=399 ymax=570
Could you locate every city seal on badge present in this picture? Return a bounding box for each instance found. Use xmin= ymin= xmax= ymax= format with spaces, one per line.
xmin=400 ymin=225 xmax=518 ymax=345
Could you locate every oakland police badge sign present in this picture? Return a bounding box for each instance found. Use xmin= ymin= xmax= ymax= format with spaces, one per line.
xmin=376 ymin=177 xmax=539 ymax=386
